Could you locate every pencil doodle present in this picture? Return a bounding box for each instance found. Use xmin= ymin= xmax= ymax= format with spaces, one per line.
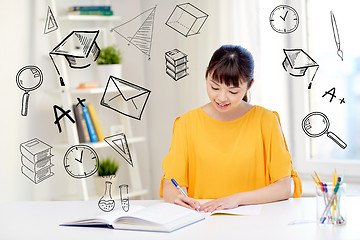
xmin=165 ymin=49 xmax=189 ymax=81
xmin=166 ymin=3 xmax=208 ymax=37
xmin=16 ymin=65 xmax=43 ymax=116
xmin=269 ymin=5 xmax=299 ymax=34
xmin=302 ymin=112 xmax=347 ymax=149
xmin=53 ymin=105 xmax=75 ymax=133
xmin=330 ymin=11 xmax=343 ymax=61
xmin=282 ymin=49 xmax=319 ymax=89
xmin=44 ymin=6 xmax=58 ymax=34
xmin=20 ymin=138 xmax=54 ymax=184
xmin=49 ymin=30 xmax=100 ymax=86
xmin=119 ymin=184 xmax=130 ymax=212
xmin=110 ymin=6 xmax=156 ymax=60
xmin=63 ymin=145 xmax=99 ymax=178
xmin=100 ymin=75 xmax=151 ymax=120
xmin=104 ymin=133 xmax=133 ymax=167
xmin=98 ymin=181 xmax=115 ymax=212
xmin=322 ymin=87 xmax=345 ymax=104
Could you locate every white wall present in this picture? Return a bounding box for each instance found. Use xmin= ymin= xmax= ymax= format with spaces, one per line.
xmin=0 ymin=0 xmax=319 ymax=201
xmin=0 ymin=0 xmax=35 ymax=200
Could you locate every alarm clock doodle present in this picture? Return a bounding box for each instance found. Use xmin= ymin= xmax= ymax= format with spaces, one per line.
xmin=269 ymin=5 xmax=299 ymax=34
xmin=63 ymin=145 xmax=99 ymax=179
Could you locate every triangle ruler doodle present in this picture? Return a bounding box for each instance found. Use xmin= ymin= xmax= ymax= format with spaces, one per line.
xmin=110 ymin=6 xmax=156 ymax=60
xmin=44 ymin=6 xmax=58 ymax=34
xmin=104 ymin=133 xmax=133 ymax=167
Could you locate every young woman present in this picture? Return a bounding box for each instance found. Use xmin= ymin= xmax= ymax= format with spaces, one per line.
xmin=160 ymin=45 xmax=302 ymax=212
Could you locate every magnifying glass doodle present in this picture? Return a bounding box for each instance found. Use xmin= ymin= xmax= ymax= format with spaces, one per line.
xmin=302 ymin=112 xmax=347 ymax=149
xmin=16 ymin=65 xmax=43 ymax=116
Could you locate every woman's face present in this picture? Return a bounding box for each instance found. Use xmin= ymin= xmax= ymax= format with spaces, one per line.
xmin=206 ymin=77 xmax=249 ymax=113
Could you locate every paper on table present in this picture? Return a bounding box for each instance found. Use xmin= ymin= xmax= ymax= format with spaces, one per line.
xmin=203 ymin=205 xmax=263 ymax=216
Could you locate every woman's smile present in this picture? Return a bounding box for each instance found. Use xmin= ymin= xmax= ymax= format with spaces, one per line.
xmin=215 ymin=101 xmax=230 ymax=109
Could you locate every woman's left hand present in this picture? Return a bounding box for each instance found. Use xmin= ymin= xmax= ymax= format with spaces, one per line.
xmin=199 ymin=194 xmax=240 ymax=212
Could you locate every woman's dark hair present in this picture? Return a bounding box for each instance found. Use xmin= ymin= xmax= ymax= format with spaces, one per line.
xmin=205 ymin=45 xmax=254 ymax=102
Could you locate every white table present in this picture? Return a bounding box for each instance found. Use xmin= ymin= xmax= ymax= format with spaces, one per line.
xmin=1 ymin=197 xmax=359 ymax=240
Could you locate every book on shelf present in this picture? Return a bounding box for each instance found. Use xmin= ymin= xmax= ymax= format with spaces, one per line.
xmin=76 ymin=81 xmax=99 ymax=89
xmin=68 ymin=10 xmax=114 ymax=16
xmin=73 ymin=104 xmax=90 ymax=143
xmin=68 ymin=6 xmax=111 ymax=11
xmin=87 ymin=104 xmax=105 ymax=141
xmin=82 ymin=104 xmax=98 ymax=142
xmin=60 ymin=203 xmax=205 ymax=233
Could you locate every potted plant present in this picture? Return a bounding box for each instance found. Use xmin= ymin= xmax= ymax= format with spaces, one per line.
xmin=96 ymin=45 xmax=123 ymax=86
xmin=94 ymin=157 xmax=119 ymax=196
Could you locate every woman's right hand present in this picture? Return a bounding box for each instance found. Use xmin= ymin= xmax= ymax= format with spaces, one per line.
xmin=162 ymin=179 xmax=200 ymax=211
xmin=173 ymin=194 xmax=200 ymax=210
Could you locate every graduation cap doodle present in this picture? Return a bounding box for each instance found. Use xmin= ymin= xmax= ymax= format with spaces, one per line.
xmin=49 ymin=30 xmax=100 ymax=86
xmin=100 ymin=75 xmax=151 ymax=120
xmin=282 ymin=49 xmax=319 ymax=89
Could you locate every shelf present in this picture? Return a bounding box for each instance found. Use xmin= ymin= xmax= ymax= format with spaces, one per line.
xmin=54 ymin=136 xmax=146 ymax=149
xmin=47 ymin=86 xmax=134 ymax=95
xmin=47 ymin=1 xmax=146 ymax=201
xmin=59 ymin=15 xmax=121 ymax=22
xmin=70 ymin=86 xmax=133 ymax=94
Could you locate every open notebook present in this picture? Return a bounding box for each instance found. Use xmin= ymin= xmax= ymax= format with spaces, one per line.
xmin=206 ymin=204 xmax=262 ymax=216
xmin=60 ymin=203 xmax=205 ymax=233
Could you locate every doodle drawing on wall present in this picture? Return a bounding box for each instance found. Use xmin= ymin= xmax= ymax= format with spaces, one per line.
xmin=63 ymin=145 xmax=99 ymax=178
xmin=165 ymin=49 xmax=189 ymax=81
xmin=302 ymin=112 xmax=347 ymax=149
xmin=98 ymin=181 xmax=115 ymax=212
xmin=282 ymin=49 xmax=319 ymax=89
xmin=330 ymin=11 xmax=343 ymax=61
xmin=269 ymin=5 xmax=299 ymax=34
xmin=49 ymin=30 xmax=100 ymax=86
xmin=322 ymin=87 xmax=345 ymax=104
xmin=120 ymin=184 xmax=130 ymax=212
xmin=16 ymin=65 xmax=43 ymax=116
xmin=100 ymin=75 xmax=151 ymax=120
xmin=44 ymin=6 xmax=58 ymax=34
xmin=20 ymin=138 xmax=54 ymax=184
xmin=104 ymin=133 xmax=133 ymax=167
xmin=166 ymin=3 xmax=208 ymax=37
xmin=111 ymin=6 xmax=156 ymax=60
xmin=53 ymin=105 xmax=75 ymax=133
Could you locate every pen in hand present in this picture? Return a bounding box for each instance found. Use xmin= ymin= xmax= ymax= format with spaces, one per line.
xmin=171 ymin=178 xmax=199 ymax=212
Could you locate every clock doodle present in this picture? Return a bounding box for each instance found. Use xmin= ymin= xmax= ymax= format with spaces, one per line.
xmin=64 ymin=145 xmax=99 ymax=179
xmin=269 ymin=5 xmax=299 ymax=34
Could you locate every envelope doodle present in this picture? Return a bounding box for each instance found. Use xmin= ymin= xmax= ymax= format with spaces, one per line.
xmin=100 ymin=76 xmax=151 ymax=120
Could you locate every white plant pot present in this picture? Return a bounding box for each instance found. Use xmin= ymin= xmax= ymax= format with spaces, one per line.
xmin=97 ymin=64 xmax=122 ymax=87
xmin=94 ymin=175 xmax=117 ymax=197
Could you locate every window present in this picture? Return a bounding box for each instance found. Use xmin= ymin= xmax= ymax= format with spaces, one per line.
xmin=293 ymin=0 xmax=360 ymax=178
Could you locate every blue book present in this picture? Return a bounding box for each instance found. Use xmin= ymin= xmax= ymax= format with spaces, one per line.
xmin=82 ymin=104 xmax=98 ymax=142
xmin=69 ymin=6 xmax=111 ymax=11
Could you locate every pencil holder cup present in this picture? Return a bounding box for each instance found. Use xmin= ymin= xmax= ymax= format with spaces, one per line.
xmin=316 ymin=183 xmax=346 ymax=226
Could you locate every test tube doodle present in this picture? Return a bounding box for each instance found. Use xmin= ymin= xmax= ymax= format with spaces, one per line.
xmin=119 ymin=184 xmax=130 ymax=212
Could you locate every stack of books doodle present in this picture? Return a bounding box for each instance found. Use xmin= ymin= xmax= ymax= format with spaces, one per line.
xmin=165 ymin=49 xmax=189 ymax=81
xmin=20 ymin=138 xmax=54 ymax=184
xmin=68 ymin=5 xmax=113 ymax=16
